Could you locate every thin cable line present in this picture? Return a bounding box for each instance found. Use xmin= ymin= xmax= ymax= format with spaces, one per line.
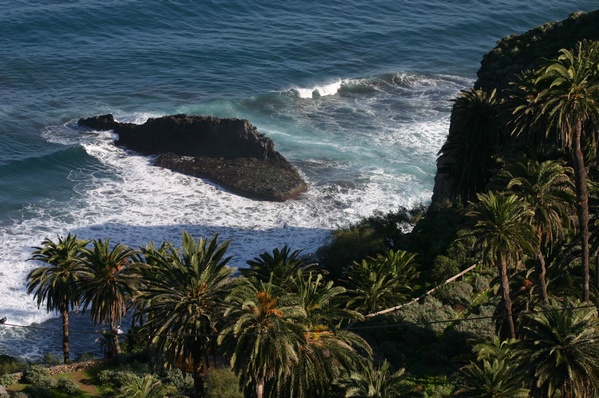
xmin=1 ymin=304 xmax=596 ymax=338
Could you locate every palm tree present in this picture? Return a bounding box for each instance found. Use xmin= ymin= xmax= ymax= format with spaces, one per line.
xmin=346 ymin=250 xmax=418 ymax=314
xmin=242 ymin=245 xmax=318 ymax=289
xmin=511 ymin=40 xmax=599 ymax=302
xmin=467 ymin=192 xmax=537 ymax=338
xmin=285 ymin=272 xmax=371 ymax=397
xmin=218 ymin=280 xmax=306 ymax=398
xmin=341 ymin=359 xmax=418 ymax=398
xmin=514 ymin=299 xmax=599 ymax=397
xmin=500 ymin=158 xmax=575 ymax=302
xmin=28 ymin=234 xmax=89 ymax=364
xmin=437 ymin=88 xmax=502 ymax=204
xmin=77 ymin=238 xmax=138 ymax=356
xmin=454 ymin=359 xmax=529 ymax=398
xmin=136 ymin=232 xmax=233 ymax=398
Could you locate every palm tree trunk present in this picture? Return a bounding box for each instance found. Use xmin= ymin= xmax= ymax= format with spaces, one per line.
xmin=499 ymin=258 xmax=516 ymax=339
xmin=192 ymin=341 xmax=206 ymax=398
xmin=536 ymin=250 xmax=549 ymax=304
xmin=256 ymin=379 xmax=265 ymax=398
xmin=571 ymin=128 xmax=590 ymax=302
xmin=110 ymin=321 xmax=121 ymax=355
xmin=61 ymin=308 xmax=70 ymax=364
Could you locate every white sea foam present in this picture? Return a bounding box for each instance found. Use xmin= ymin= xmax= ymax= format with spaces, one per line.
xmin=292 ymin=81 xmax=342 ymax=98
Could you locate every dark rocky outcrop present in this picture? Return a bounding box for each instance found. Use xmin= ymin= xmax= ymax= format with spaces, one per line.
xmin=78 ymin=114 xmax=307 ymax=201
xmin=432 ymin=9 xmax=599 ymax=204
xmin=476 ymin=9 xmax=599 ymax=96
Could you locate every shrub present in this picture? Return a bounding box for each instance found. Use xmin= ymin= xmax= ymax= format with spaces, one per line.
xmin=164 ymin=368 xmax=194 ymax=396
xmin=22 ymin=365 xmax=54 ymax=389
xmin=472 ymin=275 xmax=491 ymax=293
xmin=42 ymin=352 xmax=61 ymax=366
xmin=206 ymin=368 xmax=243 ymax=398
xmin=436 ymin=281 xmax=474 ymax=308
xmin=317 ymin=226 xmax=385 ymax=279
xmin=23 ymin=385 xmax=53 ymax=398
xmin=0 ymin=373 xmax=15 ymax=387
xmin=0 ymin=355 xmax=26 ymax=376
xmin=55 ymin=377 xmax=81 ymax=395
xmin=98 ymin=369 xmax=138 ymax=390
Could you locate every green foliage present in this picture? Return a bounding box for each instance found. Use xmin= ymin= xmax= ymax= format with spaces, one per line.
xmin=23 ymin=385 xmax=54 ymax=398
xmin=55 ymin=377 xmax=81 ymax=395
xmin=0 ymin=354 xmax=27 ymax=376
xmin=22 ymin=365 xmax=54 ymax=388
xmin=346 ymin=249 xmax=418 ymax=314
xmin=0 ymin=374 xmax=15 ymax=387
xmin=42 ymin=352 xmax=61 ymax=366
xmin=340 ymin=359 xmax=420 ymax=398
xmin=317 ymin=226 xmax=385 ymax=279
xmin=116 ymin=374 xmax=177 ymax=398
xmin=242 ymin=245 xmax=318 ymax=288
xmin=206 ymin=368 xmax=243 ymax=398
xmin=436 ymin=281 xmax=473 ymax=308
xmin=472 ymin=275 xmax=491 ymax=293
xmin=164 ymin=368 xmax=194 ymax=397
xmin=97 ymin=369 xmax=140 ymax=391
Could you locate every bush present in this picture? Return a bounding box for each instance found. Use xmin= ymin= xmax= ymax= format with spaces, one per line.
xmin=472 ymin=275 xmax=491 ymax=293
xmin=0 ymin=355 xmax=26 ymax=376
xmin=22 ymin=365 xmax=54 ymax=389
xmin=317 ymin=226 xmax=385 ymax=280
xmin=0 ymin=373 xmax=15 ymax=387
xmin=23 ymin=385 xmax=53 ymax=398
xmin=436 ymin=281 xmax=474 ymax=308
xmin=164 ymin=368 xmax=194 ymax=396
xmin=98 ymin=369 xmax=138 ymax=390
xmin=206 ymin=368 xmax=243 ymax=398
xmin=42 ymin=352 xmax=61 ymax=366
xmin=55 ymin=377 xmax=81 ymax=395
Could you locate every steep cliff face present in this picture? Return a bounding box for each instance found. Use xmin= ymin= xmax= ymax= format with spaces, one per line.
xmin=432 ymin=9 xmax=599 ymax=204
xmin=476 ymin=10 xmax=599 ymax=96
xmin=78 ymin=114 xmax=308 ymax=202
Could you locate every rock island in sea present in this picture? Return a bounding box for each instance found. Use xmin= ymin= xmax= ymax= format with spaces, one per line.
xmin=78 ymin=114 xmax=308 ymax=202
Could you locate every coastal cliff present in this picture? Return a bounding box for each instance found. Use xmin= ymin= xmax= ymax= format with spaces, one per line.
xmin=432 ymin=9 xmax=599 ymax=204
xmin=78 ymin=114 xmax=308 ymax=202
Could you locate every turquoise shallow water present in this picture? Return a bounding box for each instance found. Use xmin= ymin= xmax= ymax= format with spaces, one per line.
xmin=0 ymin=0 xmax=597 ymax=358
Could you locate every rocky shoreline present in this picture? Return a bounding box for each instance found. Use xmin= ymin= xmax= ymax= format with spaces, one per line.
xmin=78 ymin=114 xmax=308 ymax=202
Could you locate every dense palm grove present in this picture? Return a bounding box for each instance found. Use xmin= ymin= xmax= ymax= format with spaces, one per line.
xmin=5 ymin=39 xmax=599 ymax=397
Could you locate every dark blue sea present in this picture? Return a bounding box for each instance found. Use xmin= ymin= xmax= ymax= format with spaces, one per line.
xmin=1 ymin=0 xmax=597 ymax=359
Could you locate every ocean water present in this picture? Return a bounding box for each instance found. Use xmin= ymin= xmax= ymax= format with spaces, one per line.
xmin=1 ymin=0 xmax=597 ymax=359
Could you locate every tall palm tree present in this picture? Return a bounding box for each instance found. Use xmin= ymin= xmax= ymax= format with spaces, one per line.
xmin=437 ymin=88 xmax=502 ymax=204
xmin=511 ymin=40 xmax=599 ymax=302
xmin=467 ymin=192 xmax=537 ymax=338
xmin=500 ymin=158 xmax=575 ymax=302
xmin=136 ymin=232 xmax=234 ymax=398
xmin=28 ymin=234 xmax=89 ymax=364
xmin=340 ymin=359 xmax=418 ymax=398
xmin=285 ymin=272 xmax=370 ymax=397
xmin=346 ymin=250 xmax=418 ymax=314
xmin=514 ymin=299 xmax=599 ymax=397
xmin=218 ymin=280 xmax=306 ymax=398
xmin=242 ymin=245 xmax=318 ymax=289
xmin=77 ymin=238 xmax=138 ymax=356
